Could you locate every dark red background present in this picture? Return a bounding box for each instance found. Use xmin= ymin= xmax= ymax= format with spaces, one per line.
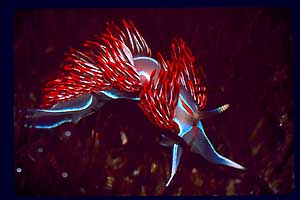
xmin=14 ymin=8 xmax=294 ymax=196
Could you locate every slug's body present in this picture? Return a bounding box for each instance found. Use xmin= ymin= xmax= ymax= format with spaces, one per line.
xmin=23 ymin=19 xmax=244 ymax=186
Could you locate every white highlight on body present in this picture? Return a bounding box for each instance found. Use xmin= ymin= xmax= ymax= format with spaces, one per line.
xmin=133 ymin=56 xmax=159 ymax=66
xmin=138 ymin=71 xmax=151 ymax=81
xmin=133 ymin=56 xmax=160 ymax=82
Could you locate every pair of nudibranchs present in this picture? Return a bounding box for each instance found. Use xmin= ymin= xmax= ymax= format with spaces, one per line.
xmin=23 ymin=19 xmax=245 ymax=186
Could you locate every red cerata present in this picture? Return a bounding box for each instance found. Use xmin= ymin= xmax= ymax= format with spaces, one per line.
xmin=23 ymin=19 xmax=245 ymax=186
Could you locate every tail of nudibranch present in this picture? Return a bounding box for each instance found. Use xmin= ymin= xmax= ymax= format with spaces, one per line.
xmin=22 ymin=19 xmax=153 ymax=129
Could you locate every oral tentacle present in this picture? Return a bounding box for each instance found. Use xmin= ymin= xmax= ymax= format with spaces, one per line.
xmin=195 ymin=104 xmax=230 ymax=120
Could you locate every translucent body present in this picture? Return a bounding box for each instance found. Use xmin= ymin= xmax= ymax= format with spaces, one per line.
xmin=23 ymin=56 xmax=244 ymax=187
xmin=22 ymin=19 xmax=245 ymax=187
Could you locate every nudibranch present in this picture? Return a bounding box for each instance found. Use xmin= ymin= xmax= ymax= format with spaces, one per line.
xmin=22 ymin=19 xmax=245 ymax=186
xmin=138 ymin=38 xmax=245 ymax=186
